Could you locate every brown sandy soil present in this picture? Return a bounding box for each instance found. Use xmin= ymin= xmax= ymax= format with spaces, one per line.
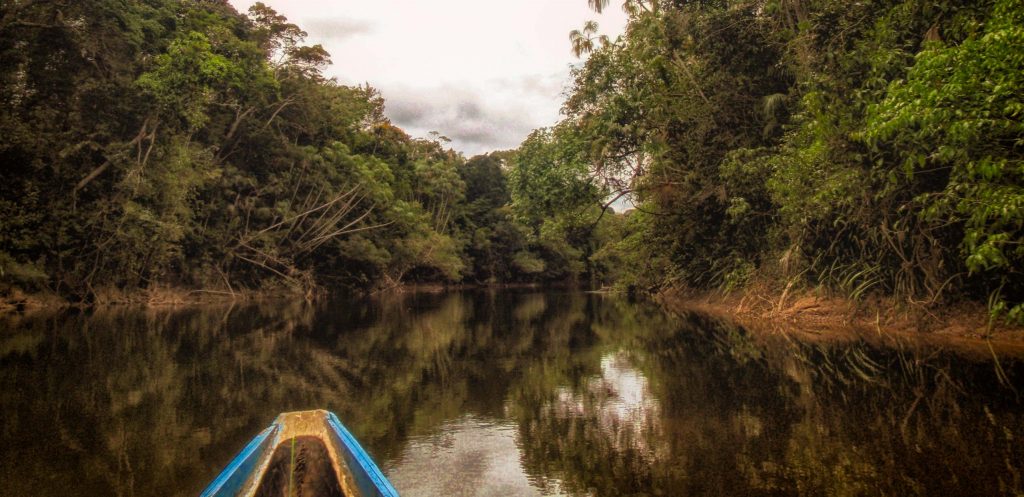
xmin=657 ymin=286 xmax=1024 ymax=358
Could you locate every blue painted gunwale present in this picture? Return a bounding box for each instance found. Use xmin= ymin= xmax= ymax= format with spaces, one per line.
xmin=326 ymin=411 xmax=400 ymax=497
xmin=199 ymin=411 xmax=399 ymax=497
xmin=199 ymin=425 xmax=277 ymax=497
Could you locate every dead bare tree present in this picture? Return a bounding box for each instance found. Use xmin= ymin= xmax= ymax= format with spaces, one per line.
xmin=230 ymin=183 xmax=389 ymax=288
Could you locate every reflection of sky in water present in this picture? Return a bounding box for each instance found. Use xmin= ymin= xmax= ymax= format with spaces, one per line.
xmin=380 ymin=353 xmax=657 ymax=497
xmin=554 ymin=351 xmax=661 ymax=456
xmin=383 ymin=415 xmax=572 ymax=497
xmin=598 ymin=353 xmax=658 ymax=422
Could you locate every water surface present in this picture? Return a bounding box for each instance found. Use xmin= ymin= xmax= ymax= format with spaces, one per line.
xmin=0 ymin=291 xmax=1021 ymax=496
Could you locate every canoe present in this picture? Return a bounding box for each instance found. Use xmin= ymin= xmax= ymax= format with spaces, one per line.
xmin=200 ymin=410 xmax=399 ymax=497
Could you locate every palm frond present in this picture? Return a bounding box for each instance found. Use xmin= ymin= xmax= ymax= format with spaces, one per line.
xmin=588 ymin=0 xmax=611 ymax=13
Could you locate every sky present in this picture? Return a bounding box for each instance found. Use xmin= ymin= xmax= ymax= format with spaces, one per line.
xmin=227 ymin=0 xmax=628 ymax=156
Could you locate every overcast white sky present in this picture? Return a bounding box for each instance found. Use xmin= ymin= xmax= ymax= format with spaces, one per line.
xmin=227 ymin=0 xmax=627 ymax=156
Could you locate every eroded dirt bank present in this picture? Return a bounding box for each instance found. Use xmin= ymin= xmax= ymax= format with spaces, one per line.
xmin=656 ymin=287 xmax=1024 ymax=358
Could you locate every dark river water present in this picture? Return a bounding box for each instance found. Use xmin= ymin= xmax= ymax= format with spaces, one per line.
xmin=1 ymin=291 xmax=1022 ymax=497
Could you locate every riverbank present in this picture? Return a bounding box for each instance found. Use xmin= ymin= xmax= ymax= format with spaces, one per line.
xmin=0 ymin=281 xmax=572 ymax=313
xmin=656 ymin=286 xmax=1024 ymax=356
xmin=382 ymin=281 xmax=575 ymax=294
xmin=0 ymin=285 xmax=305 ymax=313
xmin=7 ymin=281 xmax=1022 ymax=347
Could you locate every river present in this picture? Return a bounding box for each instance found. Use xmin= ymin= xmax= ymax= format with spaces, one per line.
xmin=0 ymin=290 xmax=1021 ymax=496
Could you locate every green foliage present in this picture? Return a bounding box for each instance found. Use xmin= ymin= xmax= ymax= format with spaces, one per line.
xmin=512 ymin=251 xmax=546 ymax=275
xmin=1 ymin=0 xmax=573 ymax=296
xmin=0 ymin=251 xmax=48 ymax=291
xmin=137 ymin=32 xmax=240 ymax=129
xmin=8 ymin=0 xmax=1019 ymax=312
xmin=543 ymin=0 xmax=1024 ymax=317
xmin=509 ymin=127 xmax=600 ymax=226
xmin=507 ymin=126 xmax=613 ymax=283
xmin=865 ymin=0 xmax=1024 ymax=318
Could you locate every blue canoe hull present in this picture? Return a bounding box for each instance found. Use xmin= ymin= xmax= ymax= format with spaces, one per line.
xmin=200 ymin=410 xmax=399 ymax=497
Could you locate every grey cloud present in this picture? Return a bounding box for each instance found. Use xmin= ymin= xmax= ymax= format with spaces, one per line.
xmin=386 ymin=99 xmax=428 ymax=125
xmin=456 ymin=101 xmax=484 ymax=120
xmin=516 ymin=73 xmax=565 ymax=97
xmin=302 ymin=18 xmax=375 ymax=41
xmin=487 ymin=73 xmax=568 ymax=101
xmin=383 ymin=85 xmax=539 ymax=155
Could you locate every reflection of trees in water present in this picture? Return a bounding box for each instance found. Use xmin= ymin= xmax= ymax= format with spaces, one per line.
xmin=763 ymin=334 xmax=1024 ymax=497
xmin=0 ymin=301 xmax=373 ymax=496
xmin=0 ymin=302 xmax=325 ymax=497
xmin=0 ymin=294 xmax=1021 ymax=497
xmin=506 ymin=296 xmax=666 ymax=495
xmin=511 ymin=309 xmax=1024 ymax=497
xmin=0 ymin=291 xmax=593 ymax=497
xmin=520 ymin=351 xmax=665 ymax=496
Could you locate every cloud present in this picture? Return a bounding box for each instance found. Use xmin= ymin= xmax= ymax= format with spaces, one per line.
xmin=456 ymin=101 xmax=484 ymax=120
xmin=301 ymin=18 xmax=375 ymax=41
xmin=229 ymin=0 xmax=630 ymax=156
xmin=382 ymin=83 xmax=543 ymax=156
xmin=508 ymin=73 xmax=566 ymax=99
xmin=386 ymin=98 xmax=428 ymax=125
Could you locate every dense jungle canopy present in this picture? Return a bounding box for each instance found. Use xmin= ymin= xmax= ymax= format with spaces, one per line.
xmin=1 ymin=0 xmax=1022 ymax=320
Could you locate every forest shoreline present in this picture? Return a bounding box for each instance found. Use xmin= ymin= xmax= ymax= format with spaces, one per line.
xmin=656 ymin=287 xmax=1024 ymax=355
xmin=0 ymin=285 xmax=300 ymax=312
xmin=0 ymin=281 xmax=578 ymax=313
xmin=5 ymin=1 xmax=1023 ymax=324
xmin=5 ymin=282 xmax=1024 ymax=357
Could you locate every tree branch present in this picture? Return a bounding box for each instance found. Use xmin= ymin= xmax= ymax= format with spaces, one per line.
xmin=72 ymin=118 xmax=151 ymax=197
xmin=589 ymin=189 xmax=633 ymax=231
